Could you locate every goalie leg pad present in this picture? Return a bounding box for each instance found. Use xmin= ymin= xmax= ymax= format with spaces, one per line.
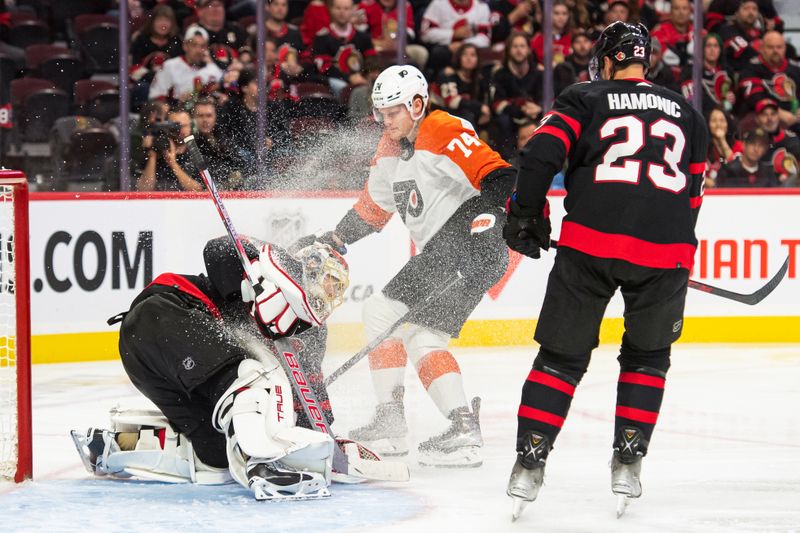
xmin=71 ymin=407 xmax=231 ymax=484
xmin=212 ymin=359 xmax=334 ymax=496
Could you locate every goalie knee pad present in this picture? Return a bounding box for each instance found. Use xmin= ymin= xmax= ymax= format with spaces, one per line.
xmin=212 ymin=359 xmax=334 ymax=493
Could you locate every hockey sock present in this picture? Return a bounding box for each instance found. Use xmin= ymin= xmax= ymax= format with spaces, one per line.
xmin=614 ymin=366 xmax=666 ymax=455
xmin=414 ymin=350 xmax=468 ymax=416
xmin=516 ymin=363 xmax=580 ymax=453
xmin=368 ymin=338 xmax=408 ymax=404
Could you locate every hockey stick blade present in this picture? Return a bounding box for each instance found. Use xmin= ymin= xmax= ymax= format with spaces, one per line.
xmin=549 ymin=240 xmax=789 ymax=306
xmin=687 ymin=255 xmax=789 ymax=305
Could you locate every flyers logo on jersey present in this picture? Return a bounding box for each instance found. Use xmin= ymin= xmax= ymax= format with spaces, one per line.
xmin=393 ymin=180 xmax=424 ymax=221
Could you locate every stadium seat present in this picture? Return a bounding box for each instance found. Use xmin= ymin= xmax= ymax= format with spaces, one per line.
xmin=74 ymin=80 xmax=119 ymax=124
xmin=8 ymin=19 xmax=51 ymax=48
xmin=0 ymin=54 xmax=19 ymax=99
xmin=50 ymin=116 xmax=116 ymax=189
xmin=11 ymin=78 xmax=71 ymax=143
xmin=74 ymin=20 xmax=119 ymax=74
xmin=294 ymin=83 xmax=344 ymax=120
xmin=25 ymin=44 xmax=84 ymax=94
xmin=49 ymin=0 xmax=112 ymax=35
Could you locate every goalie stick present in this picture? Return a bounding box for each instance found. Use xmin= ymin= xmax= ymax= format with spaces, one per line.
xmin=183 ymin=135 xmax=409 ymax=483
xmin=549 ymin=240 xmax=789 ymax=305
xmin=324 ymin=272 xmax=463 ymax=387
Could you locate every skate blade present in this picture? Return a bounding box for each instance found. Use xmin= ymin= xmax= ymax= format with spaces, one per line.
xmin=511 ymin=497 xmax=529 ymax=522
xmin=251 ymin=482 xmax=331 ymax=501
xmin=350 ymin=437 xmax=408 ymax=457
xmin=418 ymin=446 xmax=482 ymax=468
xmin=70 ymin=429 xmax=96 ymax=474
xmin=616 ymin=494 xmax=631 ymax=518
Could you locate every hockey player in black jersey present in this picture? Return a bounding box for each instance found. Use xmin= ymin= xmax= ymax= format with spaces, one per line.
xmin=503 ymin=21 xmax=709 ymax=520
xmin=71 ymin=236 xmax=351 ymax=500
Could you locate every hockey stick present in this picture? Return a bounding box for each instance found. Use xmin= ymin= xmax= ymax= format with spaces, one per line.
xmin=183 ymin=135 xmax=408 ymax=483
xmin=323 ymin=272 xmax=463 ymax=388
xmin=549 ymin=240 xmax=789 ymax=305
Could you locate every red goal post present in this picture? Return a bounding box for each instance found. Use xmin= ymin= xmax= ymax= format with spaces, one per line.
xmin=0 ymin=170 xmax=31 ymax=483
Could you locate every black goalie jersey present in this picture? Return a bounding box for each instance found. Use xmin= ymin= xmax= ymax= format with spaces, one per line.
xmin=516 ymin=78 xmax=709 ymax=271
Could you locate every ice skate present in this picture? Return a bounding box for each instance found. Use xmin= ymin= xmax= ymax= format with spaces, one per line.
xmin=348 ymin=398 xmax=409 ymax=456
xmin=507 ymin=431 xmax=549 ymax=522
xmin=247 ymin=460 xmax=330 ymax=501
xmin=611 ymin=426 xmax=644 ymax=518
xmin=418 ymin=397 xmax=482 ymax=468
xmin=70 ymin=428 xmax=122 ymax=476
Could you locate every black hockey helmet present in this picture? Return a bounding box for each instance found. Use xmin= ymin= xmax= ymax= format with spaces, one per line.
xmin=588 ymin=21 xmax=651 ymax=80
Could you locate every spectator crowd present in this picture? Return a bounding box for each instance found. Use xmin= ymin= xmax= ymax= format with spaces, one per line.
xmin=0 ymin=0 xmax=798 ymax=190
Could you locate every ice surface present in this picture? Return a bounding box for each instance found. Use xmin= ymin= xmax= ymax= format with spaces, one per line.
xmin=2 ymin=345 xmax=799 ymax=533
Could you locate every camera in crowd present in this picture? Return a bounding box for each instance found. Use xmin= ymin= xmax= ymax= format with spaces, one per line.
xmin=147 ymin=121 xmax=183 ymax=153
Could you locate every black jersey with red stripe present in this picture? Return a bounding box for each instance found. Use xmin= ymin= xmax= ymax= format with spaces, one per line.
xmin=515 ymin=79 xmax=709 ymax=271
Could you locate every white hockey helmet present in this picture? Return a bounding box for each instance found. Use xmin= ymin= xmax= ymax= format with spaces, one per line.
xmin=372 ymin=65 xmax=429 ymax=122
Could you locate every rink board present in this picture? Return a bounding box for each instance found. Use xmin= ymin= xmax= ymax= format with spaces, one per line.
xmin=26 ymin=189 xmax=800 ymax=363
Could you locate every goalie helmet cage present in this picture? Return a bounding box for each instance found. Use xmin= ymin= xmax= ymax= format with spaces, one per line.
xmin=0 ymin=171 xmax=32 ymax=483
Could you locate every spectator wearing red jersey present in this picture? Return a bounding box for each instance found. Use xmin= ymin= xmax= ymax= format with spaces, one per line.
xmin=312 ymin=0 xmax=376 ymax=91
xmin=301 ymin=0 xmax=330 ymax=47
xmin=681 ymin=33 xmax=735 ymax=114
xmin=529 ymin=0 xmax=572 ymax=65
xmin=738 ymin=31 xmax=800 ymax=129
xmin=357 ymin=0 xmax=428 ymax=67
xmin=651 ymin=0 xmax=695 ymax=76
xmin=717 ymin=0 xmax=763 ymax=71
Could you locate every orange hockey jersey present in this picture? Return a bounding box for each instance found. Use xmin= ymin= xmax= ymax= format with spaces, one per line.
xmin=351 ymin=110 xmax=510 ymax=251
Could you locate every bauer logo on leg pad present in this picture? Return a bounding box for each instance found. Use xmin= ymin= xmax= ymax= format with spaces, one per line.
xmin=470 ymin=214 xmax=497 ymax=234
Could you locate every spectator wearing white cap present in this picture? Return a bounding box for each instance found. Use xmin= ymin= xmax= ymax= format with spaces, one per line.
xmin=149 ymin=24 xmax=224 ymax=102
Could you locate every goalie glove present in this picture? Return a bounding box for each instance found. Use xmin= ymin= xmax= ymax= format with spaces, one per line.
xmin=503 ymin=194 xmax=551 ymax=259
xmin=242 ymin=243 xmax=350 ymax=338
xmin=241 ymin=273 xmax=312 ymax=339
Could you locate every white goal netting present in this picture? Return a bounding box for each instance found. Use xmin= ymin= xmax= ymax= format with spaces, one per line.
xmin=0 ymin=183 xmax=18 ymax=480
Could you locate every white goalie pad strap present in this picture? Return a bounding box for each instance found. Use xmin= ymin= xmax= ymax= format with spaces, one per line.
xmin=212 ymin=359 xmax=285 ymax=433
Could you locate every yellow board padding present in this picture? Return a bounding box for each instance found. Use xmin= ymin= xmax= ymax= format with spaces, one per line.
xmin=30 ymin=316 xmax=800 ymax=364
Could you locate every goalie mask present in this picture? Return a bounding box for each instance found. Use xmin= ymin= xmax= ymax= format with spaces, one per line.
xmin=295 ymin=243 xmax=349 ymax=321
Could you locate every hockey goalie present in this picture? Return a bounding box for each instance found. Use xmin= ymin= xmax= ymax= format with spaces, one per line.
xmin=72 ymin=236 xmax=358 ymax=501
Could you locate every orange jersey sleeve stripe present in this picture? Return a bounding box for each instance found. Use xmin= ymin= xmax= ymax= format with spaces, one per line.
xmin=415 ymin=350 xmax=461 ymax=389
xmin=354 ymin=183 xmax=393 ymax=230
xmin=416 ymin=111 xmax=510 ymax=190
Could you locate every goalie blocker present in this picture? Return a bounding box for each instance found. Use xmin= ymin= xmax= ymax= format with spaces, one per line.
xmin=74 ymin=236 xmax=354 ymax=500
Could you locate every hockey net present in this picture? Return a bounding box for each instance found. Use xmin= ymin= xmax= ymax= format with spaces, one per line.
xmin=0 ymin=172 xmax=31 ymax=483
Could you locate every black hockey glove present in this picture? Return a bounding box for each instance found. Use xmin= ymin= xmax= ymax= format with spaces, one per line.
xmin=503 ymin=194 xmax=551 ymax=259
xmin=291 ymin=231 xmax=347 ymax=256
